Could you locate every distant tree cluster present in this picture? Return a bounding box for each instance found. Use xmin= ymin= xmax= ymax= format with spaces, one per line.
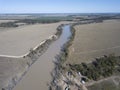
xmin=69 ymin=54 xmax=120 ymax=81
xmin=0 ymin=19 xmax=60 ymax=27
xmin=0 ymin=22 xmax=18 ymax=27
xmin=16 ymin=19 xmax=60 ymax=24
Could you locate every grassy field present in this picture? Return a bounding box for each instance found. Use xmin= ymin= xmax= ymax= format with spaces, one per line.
xmin=66 ymin=20 xmax=120 ymax=64
xmin=0 ymin=21 xmax=69 ymax=56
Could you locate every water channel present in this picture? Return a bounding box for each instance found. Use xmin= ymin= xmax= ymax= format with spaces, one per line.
xmin=13 ymin=25 xmax=71 ymax=90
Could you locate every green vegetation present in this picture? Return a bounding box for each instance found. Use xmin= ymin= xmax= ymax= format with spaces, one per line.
xmin=37 ymin=16 xmax=73 ymax=21
xmin=16 ymin=16 xmax=73 ymax=24
xmin=1 ymin=15 xmax=119 ymax=27
xmin=69 ymin=54 xmax=120 ymax=80
xmin=15 ymin=19 xmax=60 ymax=24
xmin=0 ymin=22 xmax=18 ymax=27
xmin=0 ymin=19 xmax=60 ymax=27
xmin=0 ymin=16 xmax=73 ymax=27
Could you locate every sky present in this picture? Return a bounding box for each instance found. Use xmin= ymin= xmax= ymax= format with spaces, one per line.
xmin=0 ymin=0 xmax=120 ymax=13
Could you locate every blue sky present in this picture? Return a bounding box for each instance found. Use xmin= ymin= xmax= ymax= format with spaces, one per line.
xmin=0 ymin=0 xmax=120 ymax=13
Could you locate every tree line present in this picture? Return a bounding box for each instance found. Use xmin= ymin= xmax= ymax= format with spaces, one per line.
xmin=0 ymin=19 xmax=60 ymax=27
xmin=0 ymin=22 xmax=18 ymax=27
xmin=69 ymin=54 xmax=120 ymax=81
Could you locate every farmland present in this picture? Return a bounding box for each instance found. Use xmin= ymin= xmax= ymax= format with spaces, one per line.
xmin=66 ymin=20 xmax=120 ymax=64
xmin=0 ymin=21 xmax=69 ymax=56
xmin=0 ymin=14 xmax=120 ymax=90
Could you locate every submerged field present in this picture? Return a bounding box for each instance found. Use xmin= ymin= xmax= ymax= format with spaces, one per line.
xmin=66 ymin=20 xmax=120 ymax=64
xmin=0 ymin=21 xmax=68 ymax=56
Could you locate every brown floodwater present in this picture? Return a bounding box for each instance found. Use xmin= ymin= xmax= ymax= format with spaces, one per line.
xmin=13 ymin=25 xmax=71 ymax=90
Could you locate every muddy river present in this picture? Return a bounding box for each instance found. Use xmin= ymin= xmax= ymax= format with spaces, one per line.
xmin=13 ymin=25 xmax=71 ymax=90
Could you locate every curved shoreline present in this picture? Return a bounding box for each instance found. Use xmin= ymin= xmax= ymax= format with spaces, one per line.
xmin=0 ymin=24 xmax=63 ymax=90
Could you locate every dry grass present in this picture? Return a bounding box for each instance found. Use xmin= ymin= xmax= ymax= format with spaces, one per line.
xmin=66 ymin=20 xmax=120 ymax=64
xmin=0 ymin=21 xmax=69 ymax=56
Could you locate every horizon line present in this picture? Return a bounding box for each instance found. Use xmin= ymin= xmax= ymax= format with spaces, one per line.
xmin=0 ymin=12 xmax=120 ymax=14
